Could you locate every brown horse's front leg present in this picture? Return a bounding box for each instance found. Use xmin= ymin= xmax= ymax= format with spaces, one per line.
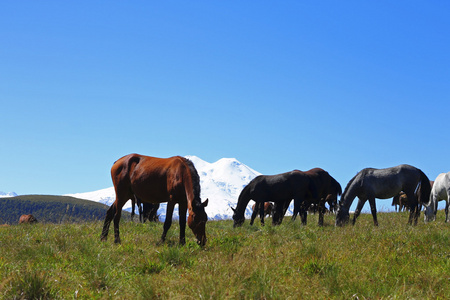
xmin=178 ymin=201 xmax=187 ymax=245
xmin=160 ymin=202 xmax=174 ymax=244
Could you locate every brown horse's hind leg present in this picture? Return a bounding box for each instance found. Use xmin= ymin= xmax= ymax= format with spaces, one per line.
xmin=100 ymin=204 xmax=116 ymax=241
xmin=113 ymin=206 xmax=123 ymax=243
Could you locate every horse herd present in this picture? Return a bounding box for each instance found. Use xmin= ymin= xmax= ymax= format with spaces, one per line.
xmin=100 ymin=154 xmax=450 ymax=246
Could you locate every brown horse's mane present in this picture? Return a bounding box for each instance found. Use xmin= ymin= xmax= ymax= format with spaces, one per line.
xmin=182 ymin=157 xmax=202 ymax=205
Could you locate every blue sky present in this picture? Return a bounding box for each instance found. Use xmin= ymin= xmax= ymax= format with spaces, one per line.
xmin=1 ymin=1 xmax=449 ymax=211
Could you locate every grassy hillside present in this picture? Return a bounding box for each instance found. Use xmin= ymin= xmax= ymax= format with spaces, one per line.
xmin=0 ymin=195 xmax=126 ymax=224
xmin=0 ymin=212 xmax=448 ymax=299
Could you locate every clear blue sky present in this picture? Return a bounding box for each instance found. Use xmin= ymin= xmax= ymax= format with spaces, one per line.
xmin=1 ymin=1 xmax=449 ymax=211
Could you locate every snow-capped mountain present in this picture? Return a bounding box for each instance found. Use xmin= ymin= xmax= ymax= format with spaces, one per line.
xmin=66 ymin=156 xmax=270 ymax=221
xmin=0 ymin=191 xmax=18 ymax=198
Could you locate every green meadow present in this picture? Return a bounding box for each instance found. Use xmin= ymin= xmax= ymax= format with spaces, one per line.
xmin=1 ymin=212 xmax=448 ymax=299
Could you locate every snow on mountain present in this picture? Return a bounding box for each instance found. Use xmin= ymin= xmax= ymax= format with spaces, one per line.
xmin=67 ymin=186 xmax=116 ymax=207
xmin=66 ymin=156 xmax=265 ymax=220
xmin=186 ymin=156 xmax=262 ymax=220
xmin=0 ymin=191 xmax=18 ymax=198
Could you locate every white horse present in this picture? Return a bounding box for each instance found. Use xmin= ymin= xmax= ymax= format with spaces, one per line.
xmin=424 ymin=172 xmax=450 ymax=222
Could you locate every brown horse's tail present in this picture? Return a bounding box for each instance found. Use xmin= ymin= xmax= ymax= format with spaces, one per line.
xmin=111 ymin=154 xmax=141 ymax=189
xmin=418 ymin=170 xmax=432 ymax=206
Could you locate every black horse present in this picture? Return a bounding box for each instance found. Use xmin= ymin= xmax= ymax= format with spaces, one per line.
xmin=336 ymin=164 xmax=431 ymax=226
xmin=290 ymin=168 xmax=342 ymax=226
xmin=232 ymin=170 xmax=318 ymax=227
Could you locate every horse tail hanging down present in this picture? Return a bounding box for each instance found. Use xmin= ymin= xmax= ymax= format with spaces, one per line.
xmin=418 ymin=169 xmax=432 ymax=207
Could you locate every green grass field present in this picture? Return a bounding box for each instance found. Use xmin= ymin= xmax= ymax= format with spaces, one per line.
xmin=0 ymin=212 xmax=448 ymax=299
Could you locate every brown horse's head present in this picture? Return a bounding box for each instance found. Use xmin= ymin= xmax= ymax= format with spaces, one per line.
xmin=188 ymin=199 xmax=208 ymax=246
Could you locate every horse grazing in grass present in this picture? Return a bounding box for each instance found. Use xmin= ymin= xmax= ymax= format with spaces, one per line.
xmin=336 ymin=164 xmax=431 ymax=226
xmin=291 ymin=168 xmax=342 ymax=226
xmin=19 ymin=214 xmax=38 ymax=224
xmin=425 ymin=172 xmax=450 ymax=222
xmin=250 ymin=202 xmax=274 ymax=225
xmin=232 ymin=170 xmax=317 ymax=227
xmin=100 ymin=154 xmax=209 ymax=245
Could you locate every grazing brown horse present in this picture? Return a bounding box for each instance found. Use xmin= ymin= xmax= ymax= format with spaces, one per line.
xmin=291 ymin=168 xmax=342 ymax=226
xmin=100 ymin=154 xmax=209 ymax=245
xmin=19 ymin=214 xmax=38 ymax=224
xmin=250 ymin=202 xmax=274 ymax=225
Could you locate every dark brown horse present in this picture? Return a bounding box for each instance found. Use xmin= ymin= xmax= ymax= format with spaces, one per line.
xmin=250 ymin=202 xmax=274 ymax=225
xmin=100 ymin=154 xmax=209 ymax=245
xmin=291 ymin=168 xmax=342 ymax=226
xmin=19 ymin=214 xmax=38 ymax=224
xmin=232 ymin=170 xmax=318 ymax=227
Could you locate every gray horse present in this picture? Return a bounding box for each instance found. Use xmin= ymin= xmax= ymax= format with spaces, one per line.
xmin=424 ymin=172 xmax=450 ymax=222
xmin=336 ymin=164 xmax=431 ymax=226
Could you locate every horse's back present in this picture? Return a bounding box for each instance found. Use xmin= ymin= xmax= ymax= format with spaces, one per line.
xmin=246 ymin=171 xmax=307 ymax=200
xmin=111 ymin=154 xmax=189 ymax=203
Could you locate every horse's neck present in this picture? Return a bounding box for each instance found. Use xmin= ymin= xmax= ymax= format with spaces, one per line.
xmin=341 ymin=188 xmax=357 ymax=211
xmin=236 ymin=189 xmax=251 ymax=215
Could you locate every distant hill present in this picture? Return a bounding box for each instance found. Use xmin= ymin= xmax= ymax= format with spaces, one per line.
xmin=0 ymin=195 xmax=129 ymax=224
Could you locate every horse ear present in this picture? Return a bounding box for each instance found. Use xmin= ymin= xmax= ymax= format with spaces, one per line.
xmin=202 ymin=198 xmax=209 ymax=207
xmin=231 ymin=207 xmax=236 ymax=212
